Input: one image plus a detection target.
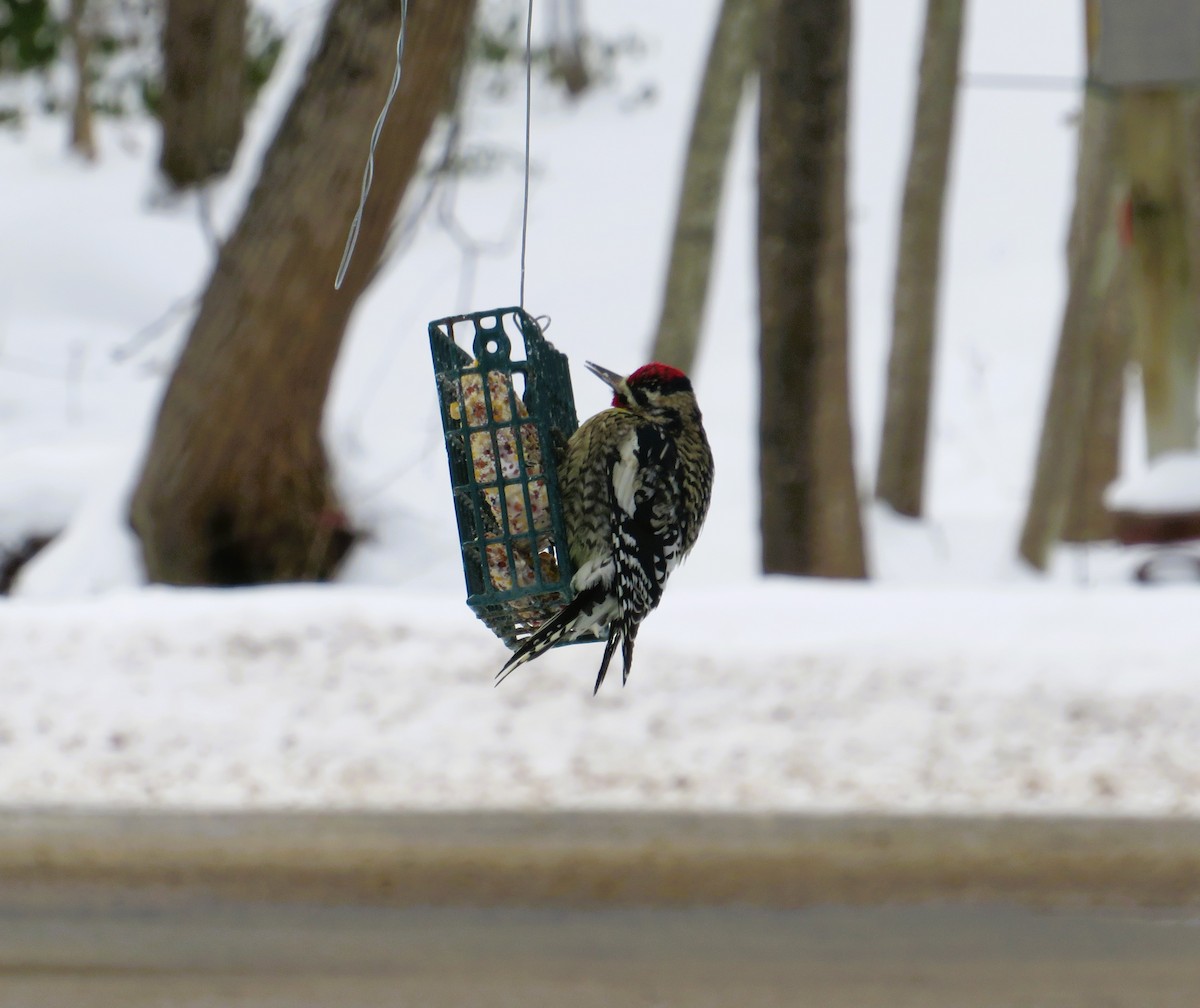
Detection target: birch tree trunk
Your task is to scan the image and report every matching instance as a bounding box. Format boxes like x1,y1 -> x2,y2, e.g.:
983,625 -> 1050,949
874,0 -> 965,517
158,0 -> 248,188
650,0 -> 758,372
758,0 -> 866,578
131,0 -> 477,585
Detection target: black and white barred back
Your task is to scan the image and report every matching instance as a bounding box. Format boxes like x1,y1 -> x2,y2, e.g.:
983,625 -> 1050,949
497,362 -> 713,693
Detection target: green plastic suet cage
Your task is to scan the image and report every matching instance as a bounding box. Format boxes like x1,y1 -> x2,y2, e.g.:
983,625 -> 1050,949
429,307 -> 599,650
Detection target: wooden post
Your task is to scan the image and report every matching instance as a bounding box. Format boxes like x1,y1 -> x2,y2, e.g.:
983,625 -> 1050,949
1118,90 -> 1200,456
1092,0 -> 1200,458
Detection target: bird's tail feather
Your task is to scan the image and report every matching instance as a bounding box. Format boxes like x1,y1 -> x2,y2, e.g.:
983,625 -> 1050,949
620,623 -> 638,686
495,584 -> 604,686
593,624 -> 622,694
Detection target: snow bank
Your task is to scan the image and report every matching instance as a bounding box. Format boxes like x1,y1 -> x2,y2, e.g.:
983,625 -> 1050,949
1,582 -> 1196,815
1106,452 -> 1200,514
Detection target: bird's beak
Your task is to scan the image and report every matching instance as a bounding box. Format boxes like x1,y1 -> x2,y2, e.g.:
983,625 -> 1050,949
585,361 -> 625,391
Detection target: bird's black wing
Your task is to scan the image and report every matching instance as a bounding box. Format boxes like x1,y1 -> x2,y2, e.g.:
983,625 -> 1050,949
608,421 -> 686,626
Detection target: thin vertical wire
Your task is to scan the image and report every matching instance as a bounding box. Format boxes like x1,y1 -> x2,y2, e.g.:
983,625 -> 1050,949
335,0 -> 409,290
518,0 -> 534,308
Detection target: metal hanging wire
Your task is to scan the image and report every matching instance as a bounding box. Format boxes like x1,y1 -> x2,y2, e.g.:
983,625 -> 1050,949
336,0 -> 538,305
335,0 -> 410,290
518,0 -> 535,308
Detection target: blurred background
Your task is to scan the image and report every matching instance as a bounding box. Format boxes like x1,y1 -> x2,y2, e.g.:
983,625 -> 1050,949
3,2 -> 1200,1004
0,0 -> 1196,815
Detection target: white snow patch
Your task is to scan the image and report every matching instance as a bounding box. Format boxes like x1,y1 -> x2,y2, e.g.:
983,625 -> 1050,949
1106,452 -> 1200,515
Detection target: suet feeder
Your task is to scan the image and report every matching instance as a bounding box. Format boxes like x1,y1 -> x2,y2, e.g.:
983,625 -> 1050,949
429,307 -> 598,649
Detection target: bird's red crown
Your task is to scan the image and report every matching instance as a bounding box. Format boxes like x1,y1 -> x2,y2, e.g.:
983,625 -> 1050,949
628,362 -> 689,386
612,362 -> 691,406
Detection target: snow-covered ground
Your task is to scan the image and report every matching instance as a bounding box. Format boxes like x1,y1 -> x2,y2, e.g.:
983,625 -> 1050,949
2,584 -> 1198,813
1,0 -> 1197,814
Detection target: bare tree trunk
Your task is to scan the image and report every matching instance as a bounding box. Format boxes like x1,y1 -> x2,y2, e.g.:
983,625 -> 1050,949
548,0 -> 591,97
158,0 -> 248,188
649,0 -> 758,372
1119,89 -> 1200,457
1058,0 -> 1128,545
1061,256 -> 1131,542
874,0 -> 965,518
66,0 -> 96,161
131,0 -> 477,586
758,0 -> 866,578
1018,93 -> 1121,569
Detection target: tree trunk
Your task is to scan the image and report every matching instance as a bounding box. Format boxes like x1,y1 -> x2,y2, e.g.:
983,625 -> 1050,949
874,0 -> 965,517
1061,254 -> 1130,543
649,0 -> 758,372
131,0 -> 477,586
158,0 -> 248,188
757,0 -> 866,578
548,0 -> 591,97
1018,93 -> 1121,569
1119,89 -> 1200,458
66,0 -> 96,161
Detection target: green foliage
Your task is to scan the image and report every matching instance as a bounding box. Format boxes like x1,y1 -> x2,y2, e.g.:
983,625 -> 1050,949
1,0 -> 283,129
0,0 -> 59,72
244,8 -> 283,101
473,0 -> 647,101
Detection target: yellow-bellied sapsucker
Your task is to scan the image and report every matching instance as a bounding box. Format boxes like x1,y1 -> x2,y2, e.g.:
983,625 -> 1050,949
497,361 -> 714,693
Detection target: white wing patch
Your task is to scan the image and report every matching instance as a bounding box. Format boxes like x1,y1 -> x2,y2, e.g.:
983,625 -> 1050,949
610,429 -> 641,519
